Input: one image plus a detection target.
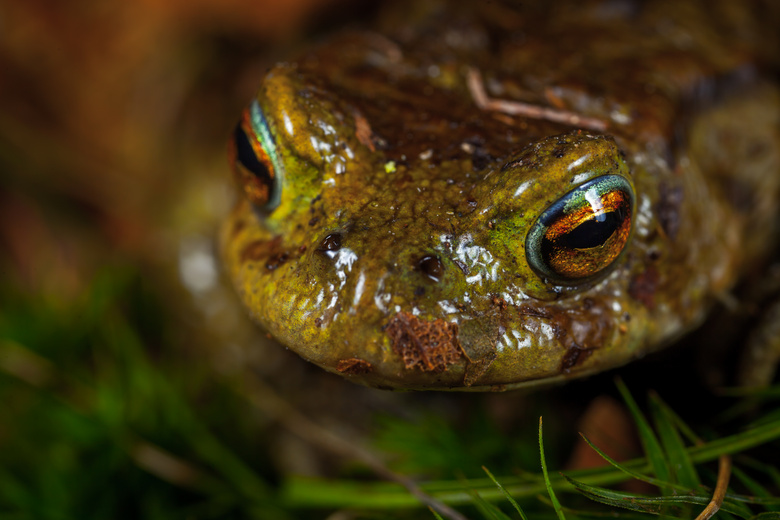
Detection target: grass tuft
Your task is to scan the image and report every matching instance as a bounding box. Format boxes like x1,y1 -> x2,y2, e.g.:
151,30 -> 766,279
1,265 -> 779,518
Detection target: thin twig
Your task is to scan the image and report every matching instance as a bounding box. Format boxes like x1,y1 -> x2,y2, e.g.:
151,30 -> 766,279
694,455 -> 731,520
237,376 -> 468,520
466,67 -> 609,132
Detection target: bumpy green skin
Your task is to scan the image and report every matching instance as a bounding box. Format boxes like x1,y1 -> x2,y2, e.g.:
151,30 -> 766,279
222,0 -> 780,390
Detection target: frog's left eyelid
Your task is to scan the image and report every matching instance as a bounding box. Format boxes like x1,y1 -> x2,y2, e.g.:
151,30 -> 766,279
248,99 -> 285,211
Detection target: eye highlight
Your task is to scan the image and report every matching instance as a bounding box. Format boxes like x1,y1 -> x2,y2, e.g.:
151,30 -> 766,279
526,175 -> 634,284
229,99 -> 283,211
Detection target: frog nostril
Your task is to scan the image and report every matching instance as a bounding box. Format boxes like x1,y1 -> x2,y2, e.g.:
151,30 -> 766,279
316,233 -> 342,255
417,254 -> 444,282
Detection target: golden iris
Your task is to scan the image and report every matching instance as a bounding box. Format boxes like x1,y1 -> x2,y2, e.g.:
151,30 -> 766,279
526,175 -> 634,284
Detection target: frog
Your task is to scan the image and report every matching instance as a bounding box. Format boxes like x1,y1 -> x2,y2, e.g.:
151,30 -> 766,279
221,0 -> 780,390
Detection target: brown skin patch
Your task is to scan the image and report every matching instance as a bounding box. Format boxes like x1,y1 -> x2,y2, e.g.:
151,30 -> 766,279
336,358 -> 373,374
240,240 -> 269,263
629,265 -> 660,309
491,295 -> 508,310
555,303 -> 611,348
561,344 -> 596,372
240,236 -> 284,264
265,251 -> 290,271
519,300 -> 614,372
385,312 -> 463,372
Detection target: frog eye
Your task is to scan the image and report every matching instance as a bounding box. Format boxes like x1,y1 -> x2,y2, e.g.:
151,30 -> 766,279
526,175 -> 634,284
229,99 -> 283,211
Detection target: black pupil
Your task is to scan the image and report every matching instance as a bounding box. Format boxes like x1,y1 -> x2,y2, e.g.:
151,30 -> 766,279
234,124 -> 272,183
555,208 -> 624,250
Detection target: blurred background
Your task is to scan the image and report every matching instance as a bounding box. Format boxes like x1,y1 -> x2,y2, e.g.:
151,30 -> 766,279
0,1 -> 778,519
0,0 -> 349,278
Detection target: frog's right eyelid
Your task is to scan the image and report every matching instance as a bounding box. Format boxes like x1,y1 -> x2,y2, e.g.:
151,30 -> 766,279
233,99 -> 285,212
250,99 -> 285,211
249,99 -> 284,193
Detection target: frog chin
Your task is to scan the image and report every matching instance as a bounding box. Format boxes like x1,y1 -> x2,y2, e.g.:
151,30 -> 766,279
317,294 -> 625,390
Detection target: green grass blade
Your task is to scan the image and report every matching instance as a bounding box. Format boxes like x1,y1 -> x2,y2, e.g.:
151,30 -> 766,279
649,393 -> 700,489
616,379 -> 673,488
563,475 -> 663,515
469,489 -> 514,520
653,393 -> 703,446
578,433 -> 685,491
741,457 -> 780,489
539,417 -> 566,520
565,476 -> 752,519
688,418 -> 780,462
717,384 -> 780,423
483,466 -> 529,520
732,466 -> 779,512
720,492 -> 780,507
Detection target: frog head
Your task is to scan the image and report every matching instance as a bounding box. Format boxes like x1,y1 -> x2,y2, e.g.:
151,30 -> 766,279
221,63 -> 685,390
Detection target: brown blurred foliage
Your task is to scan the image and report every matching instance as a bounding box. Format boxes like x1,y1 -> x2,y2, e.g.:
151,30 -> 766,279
0,0 -> 345,292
